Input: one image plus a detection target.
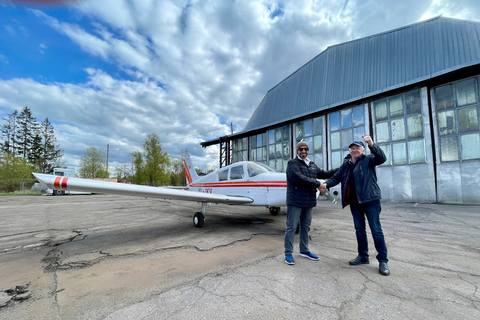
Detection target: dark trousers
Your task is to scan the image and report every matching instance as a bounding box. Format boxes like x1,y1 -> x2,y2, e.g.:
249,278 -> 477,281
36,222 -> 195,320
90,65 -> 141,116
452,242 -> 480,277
350,200 -> 388,262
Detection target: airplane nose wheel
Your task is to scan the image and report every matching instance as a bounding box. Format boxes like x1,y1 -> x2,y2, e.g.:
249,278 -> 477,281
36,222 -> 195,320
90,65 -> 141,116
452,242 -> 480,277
193,212 -> 205,228
269,206 -> 280,216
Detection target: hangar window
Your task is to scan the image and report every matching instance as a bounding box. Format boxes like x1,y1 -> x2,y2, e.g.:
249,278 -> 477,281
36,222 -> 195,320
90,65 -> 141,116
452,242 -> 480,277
268,124 -> 290,172
373,89 -> 425,166
434,77 -> 480,162
329,106 -> 365,168
232,137 -> 247,163
295,116 -> 325,168
249,133 -> 267,164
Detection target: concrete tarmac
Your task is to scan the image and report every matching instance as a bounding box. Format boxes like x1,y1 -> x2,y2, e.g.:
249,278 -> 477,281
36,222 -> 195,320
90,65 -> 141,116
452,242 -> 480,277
0,194 -> 479,320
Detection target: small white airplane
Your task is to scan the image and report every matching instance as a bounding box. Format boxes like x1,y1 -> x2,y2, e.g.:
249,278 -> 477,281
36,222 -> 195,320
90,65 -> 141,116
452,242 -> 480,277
32,155 -> 336,228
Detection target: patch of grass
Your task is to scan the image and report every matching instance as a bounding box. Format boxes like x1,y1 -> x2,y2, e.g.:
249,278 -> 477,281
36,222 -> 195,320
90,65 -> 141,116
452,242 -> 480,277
0,191 -> 44,196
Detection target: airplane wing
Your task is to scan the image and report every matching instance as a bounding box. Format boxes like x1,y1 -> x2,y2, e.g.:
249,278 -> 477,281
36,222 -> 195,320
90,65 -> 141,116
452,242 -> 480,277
32,173 -> 253,205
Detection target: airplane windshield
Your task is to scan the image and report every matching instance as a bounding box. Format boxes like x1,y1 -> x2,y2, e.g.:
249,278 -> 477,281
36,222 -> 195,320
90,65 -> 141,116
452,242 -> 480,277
247,162 -> 276,178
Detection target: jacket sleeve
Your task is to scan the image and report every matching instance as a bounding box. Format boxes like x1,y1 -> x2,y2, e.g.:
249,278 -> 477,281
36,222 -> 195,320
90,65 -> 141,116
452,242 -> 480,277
325,164 -> 345,189
316,166 -> 339,179
368,144 -> 387,166
287,159 -> 320,188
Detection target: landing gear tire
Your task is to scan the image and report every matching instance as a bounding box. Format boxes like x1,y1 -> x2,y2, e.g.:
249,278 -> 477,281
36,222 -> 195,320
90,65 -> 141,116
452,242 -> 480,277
193,212 -> 205,228
53,190 -> 59,196
269,207 -> 280,216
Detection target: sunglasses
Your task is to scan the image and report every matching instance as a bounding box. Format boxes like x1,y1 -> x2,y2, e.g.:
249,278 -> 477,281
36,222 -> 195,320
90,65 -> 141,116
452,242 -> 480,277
299,147 -> 309,151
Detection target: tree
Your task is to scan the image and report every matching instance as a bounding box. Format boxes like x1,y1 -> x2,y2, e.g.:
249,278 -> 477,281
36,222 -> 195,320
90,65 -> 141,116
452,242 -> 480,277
0,152 -> 35,192
143,133 -> 170,186
1,110 -> 19,154
131,150 -> 144,185
34,118 -> 63,173
130,134 -> 170,186
79,147 -> 108,178
15,106 -> 37,160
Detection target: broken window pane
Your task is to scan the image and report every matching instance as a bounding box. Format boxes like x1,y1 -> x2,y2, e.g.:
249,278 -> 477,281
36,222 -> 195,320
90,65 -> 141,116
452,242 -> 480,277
459,106 -> 479,133
374,99 -> 387,121
295,122 -> 304,139
389,95 -> 404,118
456,78 -> 477,106
461,133 -> 480,160
376,122 -> 390,143
407,115 -> 423,139
440,136 -> 459,161
408,139 -> 426,163
437,110 -> 456,135
391,119 -> 405,141
392,142 -> 407,165
435,85 -> 454,111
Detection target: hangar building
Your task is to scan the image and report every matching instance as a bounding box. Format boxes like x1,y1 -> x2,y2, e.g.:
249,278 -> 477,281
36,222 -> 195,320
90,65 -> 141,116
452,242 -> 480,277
202,16 -> 480,204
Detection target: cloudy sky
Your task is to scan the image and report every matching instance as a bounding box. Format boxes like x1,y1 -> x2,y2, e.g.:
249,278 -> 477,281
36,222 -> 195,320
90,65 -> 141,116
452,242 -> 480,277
1,0 -> 480,173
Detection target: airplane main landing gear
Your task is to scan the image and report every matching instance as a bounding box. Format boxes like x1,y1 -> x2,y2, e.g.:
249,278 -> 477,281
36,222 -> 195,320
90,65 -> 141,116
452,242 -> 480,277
193,212 -> 205,228
269,206 -> 280,216
193,202 -> 208,228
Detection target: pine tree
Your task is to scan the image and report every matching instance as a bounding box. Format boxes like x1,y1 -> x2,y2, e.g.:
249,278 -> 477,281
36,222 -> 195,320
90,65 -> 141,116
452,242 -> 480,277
1,110 -> 19,154
36,117 -> 63,173
15,106 -> 37,160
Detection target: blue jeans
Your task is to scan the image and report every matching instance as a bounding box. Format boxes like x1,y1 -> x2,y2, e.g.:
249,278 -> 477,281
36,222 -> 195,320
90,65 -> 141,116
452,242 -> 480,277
350,200 -> 388,262
284,205 -> 313,255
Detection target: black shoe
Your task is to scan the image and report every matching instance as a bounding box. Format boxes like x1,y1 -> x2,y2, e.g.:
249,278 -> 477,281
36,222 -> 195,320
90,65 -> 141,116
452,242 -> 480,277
379,262 -> 390,276
349,256 -> 370,265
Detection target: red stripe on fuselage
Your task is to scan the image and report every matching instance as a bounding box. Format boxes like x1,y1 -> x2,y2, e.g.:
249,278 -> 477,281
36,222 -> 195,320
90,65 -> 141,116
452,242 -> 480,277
54,176 -> 62,189
61,177 -> 68,189
189,181 -> 287,188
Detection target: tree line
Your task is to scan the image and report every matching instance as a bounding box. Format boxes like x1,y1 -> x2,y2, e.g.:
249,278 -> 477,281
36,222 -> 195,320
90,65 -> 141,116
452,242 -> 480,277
80,133 -> 187,187
0,106 -> 190,192
1,106 -> 63,192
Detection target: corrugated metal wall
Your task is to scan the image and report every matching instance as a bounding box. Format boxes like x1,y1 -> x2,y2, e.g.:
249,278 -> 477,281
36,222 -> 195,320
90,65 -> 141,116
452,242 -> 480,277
242,17 -> 480,134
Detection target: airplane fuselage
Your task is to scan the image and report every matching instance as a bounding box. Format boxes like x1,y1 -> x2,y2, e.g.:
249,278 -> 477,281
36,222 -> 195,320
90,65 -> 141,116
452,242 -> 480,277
185,160 -> 287,207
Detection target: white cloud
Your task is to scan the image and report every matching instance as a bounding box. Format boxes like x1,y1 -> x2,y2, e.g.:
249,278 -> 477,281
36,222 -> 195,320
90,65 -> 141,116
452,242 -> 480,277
2,0 -> 480,172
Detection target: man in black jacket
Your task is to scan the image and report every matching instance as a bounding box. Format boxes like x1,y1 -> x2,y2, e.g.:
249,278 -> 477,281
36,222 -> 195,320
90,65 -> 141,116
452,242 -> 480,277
320,135 -> 390,276
284,141 -> 338,265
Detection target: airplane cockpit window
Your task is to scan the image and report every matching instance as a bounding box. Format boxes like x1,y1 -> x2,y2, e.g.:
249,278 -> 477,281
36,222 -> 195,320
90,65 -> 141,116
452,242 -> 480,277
247,162 -> 276,178
218,169 -> 228,181
229,165 -> 245,180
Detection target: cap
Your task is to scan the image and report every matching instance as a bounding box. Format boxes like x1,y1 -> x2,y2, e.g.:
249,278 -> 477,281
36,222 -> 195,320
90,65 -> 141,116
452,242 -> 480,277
349,140 -> 365,148
296,140 -> 309,153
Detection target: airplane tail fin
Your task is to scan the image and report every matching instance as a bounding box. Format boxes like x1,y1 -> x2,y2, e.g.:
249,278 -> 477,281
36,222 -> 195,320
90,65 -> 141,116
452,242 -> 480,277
183,154 -> 200,185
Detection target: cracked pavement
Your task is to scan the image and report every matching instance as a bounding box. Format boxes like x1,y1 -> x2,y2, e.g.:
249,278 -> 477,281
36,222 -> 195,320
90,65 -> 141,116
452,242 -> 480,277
0,194 -> 479,319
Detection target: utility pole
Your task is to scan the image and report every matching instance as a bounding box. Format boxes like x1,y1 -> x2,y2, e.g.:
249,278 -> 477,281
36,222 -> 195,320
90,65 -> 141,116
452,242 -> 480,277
106,144 -> 109,176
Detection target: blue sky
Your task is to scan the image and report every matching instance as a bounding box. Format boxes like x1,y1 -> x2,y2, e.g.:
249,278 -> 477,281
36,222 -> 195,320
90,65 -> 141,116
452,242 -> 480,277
1,0 -> 480,173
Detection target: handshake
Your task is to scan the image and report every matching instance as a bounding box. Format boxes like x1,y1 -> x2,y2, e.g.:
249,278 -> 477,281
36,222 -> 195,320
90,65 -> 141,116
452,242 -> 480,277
318,183 -> 327,193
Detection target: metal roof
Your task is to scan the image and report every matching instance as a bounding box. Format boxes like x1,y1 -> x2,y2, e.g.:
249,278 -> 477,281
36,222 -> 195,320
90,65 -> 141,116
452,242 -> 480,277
204,16 -> 480,145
